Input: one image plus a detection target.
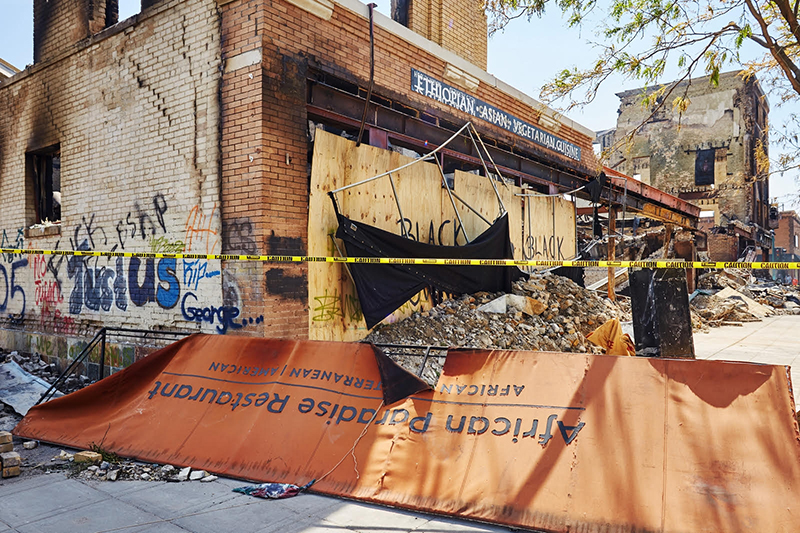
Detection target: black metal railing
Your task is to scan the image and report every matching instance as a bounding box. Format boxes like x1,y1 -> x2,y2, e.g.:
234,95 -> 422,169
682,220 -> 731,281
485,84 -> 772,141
372,343 -> 448,377
35,334 -> 449,405
37,327 -> 192,405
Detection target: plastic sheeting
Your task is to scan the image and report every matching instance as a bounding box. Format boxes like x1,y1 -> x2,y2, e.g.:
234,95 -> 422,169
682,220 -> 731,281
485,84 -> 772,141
335,210 -> 524,328
15,335 -> 800,532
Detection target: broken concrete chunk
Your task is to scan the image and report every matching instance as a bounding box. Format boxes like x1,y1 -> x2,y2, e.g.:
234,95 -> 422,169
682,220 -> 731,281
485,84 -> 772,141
23,441 -> 38,450
140,473 -> 151,481
200,475 -> 218,482
189,470 -> 207,481
87,465 -> 99,473
108,469 -> 119,481
173,466 -> 191,482
74,451 -> 103,464
477,294 -> 548,317
1,451 -> 21,467
161,464 -> 175,474
477,295 -> 508,314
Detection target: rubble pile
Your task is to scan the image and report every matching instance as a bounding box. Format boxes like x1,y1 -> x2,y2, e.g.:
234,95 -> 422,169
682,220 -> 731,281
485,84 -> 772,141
67,456 -> 219,483
366,273 -> 631,382
691,269 -> 800,330
2,350 -> 88,394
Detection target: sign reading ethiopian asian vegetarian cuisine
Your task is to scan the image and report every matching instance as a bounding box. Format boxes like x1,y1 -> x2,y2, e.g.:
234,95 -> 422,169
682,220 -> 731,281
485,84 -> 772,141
411,68 -> 582,162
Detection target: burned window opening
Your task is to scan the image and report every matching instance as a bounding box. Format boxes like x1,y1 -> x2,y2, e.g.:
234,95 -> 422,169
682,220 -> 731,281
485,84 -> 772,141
391,0 -> 409,27
695,149 -> 715,186
27,146 -> 62,225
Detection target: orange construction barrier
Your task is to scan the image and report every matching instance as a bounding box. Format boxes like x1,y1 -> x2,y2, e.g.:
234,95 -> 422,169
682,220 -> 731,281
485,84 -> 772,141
15,335 -> 800,532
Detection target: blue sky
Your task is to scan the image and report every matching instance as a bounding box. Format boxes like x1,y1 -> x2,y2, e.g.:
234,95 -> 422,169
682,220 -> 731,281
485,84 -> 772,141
1,0 -> 796,205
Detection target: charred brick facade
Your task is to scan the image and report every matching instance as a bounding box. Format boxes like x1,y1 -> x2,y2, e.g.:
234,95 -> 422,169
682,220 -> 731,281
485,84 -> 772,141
0,0 -> 598,363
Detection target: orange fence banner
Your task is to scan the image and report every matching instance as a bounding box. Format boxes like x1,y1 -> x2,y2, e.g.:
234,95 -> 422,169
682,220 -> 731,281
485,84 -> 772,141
15,335 -> 800,532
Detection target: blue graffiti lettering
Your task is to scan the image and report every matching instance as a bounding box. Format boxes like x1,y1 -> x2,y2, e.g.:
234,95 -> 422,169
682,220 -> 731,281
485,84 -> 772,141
181,291 -> 245,335
0,258 -> 28,318
182,259 -> 221,291
156,258 -> 180,309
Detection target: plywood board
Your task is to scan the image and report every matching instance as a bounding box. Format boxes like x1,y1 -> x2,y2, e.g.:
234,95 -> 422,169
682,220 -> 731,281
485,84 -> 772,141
443,171 -> 523,257
308,130 -> 441,341
309,131 -> 531,340
522,195 -> 577,266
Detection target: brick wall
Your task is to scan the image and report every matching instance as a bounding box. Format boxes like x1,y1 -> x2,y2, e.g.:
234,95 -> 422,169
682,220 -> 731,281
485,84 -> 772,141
217,0 -> 597,340
0,0 -> 599,353
407,0 -> 487,70
34,0 -> 119,64
775,211 -> 800,256
707,234 -> 739,261
0,0 -> 224,362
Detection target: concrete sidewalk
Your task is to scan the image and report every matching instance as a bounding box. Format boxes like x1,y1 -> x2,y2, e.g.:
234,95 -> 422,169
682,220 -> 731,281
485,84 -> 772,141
694,314 -> 800,404
0,473 -> 512,533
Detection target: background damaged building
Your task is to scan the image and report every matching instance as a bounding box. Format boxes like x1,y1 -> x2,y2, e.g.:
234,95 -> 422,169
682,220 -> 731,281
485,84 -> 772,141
0,0 -> 698,376
605,71 -> 772,261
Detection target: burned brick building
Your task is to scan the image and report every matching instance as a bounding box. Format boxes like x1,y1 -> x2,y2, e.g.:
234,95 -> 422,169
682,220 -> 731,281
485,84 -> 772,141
0,0 -> 698,370
607,71 -> 771,260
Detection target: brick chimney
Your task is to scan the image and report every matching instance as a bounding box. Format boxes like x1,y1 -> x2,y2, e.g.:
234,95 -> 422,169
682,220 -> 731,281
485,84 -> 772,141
34,0 -> 119,64
393,0 -> 488,70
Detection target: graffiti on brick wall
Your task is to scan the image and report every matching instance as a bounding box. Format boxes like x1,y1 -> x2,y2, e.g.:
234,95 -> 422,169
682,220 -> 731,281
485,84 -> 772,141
181,269 -> 262,334
0,258 -> 28,320
184,203 -> 220,254
115,194 -> 169,250
0,192 -> 235,336
1,228 -> 24,263
222,217 -> 257,255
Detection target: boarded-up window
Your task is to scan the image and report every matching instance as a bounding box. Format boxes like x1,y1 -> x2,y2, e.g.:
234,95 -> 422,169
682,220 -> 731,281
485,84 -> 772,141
695,149 -> 714,186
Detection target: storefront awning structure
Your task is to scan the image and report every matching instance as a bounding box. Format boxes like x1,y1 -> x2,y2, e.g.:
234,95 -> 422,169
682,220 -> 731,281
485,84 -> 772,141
308,78 -> 700,230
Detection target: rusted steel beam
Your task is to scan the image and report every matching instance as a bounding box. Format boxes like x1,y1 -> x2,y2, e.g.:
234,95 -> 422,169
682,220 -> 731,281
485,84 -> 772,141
307,85 -> 698,229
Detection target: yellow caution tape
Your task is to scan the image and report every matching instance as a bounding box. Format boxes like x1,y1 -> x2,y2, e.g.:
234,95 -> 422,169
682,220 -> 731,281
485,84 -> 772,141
1,248 -> 797,270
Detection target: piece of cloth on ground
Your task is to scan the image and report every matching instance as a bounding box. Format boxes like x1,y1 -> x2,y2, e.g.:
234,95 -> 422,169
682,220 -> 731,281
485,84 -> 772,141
587,318 -> 636,356
233,479 -> 315,499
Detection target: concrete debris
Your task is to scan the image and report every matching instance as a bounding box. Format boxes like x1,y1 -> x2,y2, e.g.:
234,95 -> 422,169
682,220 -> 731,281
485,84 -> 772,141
173,466 -> 192,482
366,273 -> 631,384
22,440 -> 38,450
691,269 -> 800,331
0,361 -> 63,416
189,470 -> 207,481
201,475 -> 218,482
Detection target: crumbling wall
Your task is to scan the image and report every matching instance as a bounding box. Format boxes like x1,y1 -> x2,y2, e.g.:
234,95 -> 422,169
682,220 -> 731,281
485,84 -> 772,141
34,0 -> 120,64
707,234 -> 739,261
611,72 -> 765,226
0,0 -> 223,361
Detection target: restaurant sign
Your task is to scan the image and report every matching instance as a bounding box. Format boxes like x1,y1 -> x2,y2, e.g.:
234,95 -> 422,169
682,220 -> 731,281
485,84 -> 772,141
411,68 -> 581,161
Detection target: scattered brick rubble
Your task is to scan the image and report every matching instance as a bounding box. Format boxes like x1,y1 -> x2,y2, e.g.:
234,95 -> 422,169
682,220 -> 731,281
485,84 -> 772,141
3,350 -> 89,394
691,269 -> 800,331
366,273 -> 632,382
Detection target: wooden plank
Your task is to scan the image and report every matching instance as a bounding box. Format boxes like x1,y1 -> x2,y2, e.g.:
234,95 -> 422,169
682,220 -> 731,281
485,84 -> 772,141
446,171 -> 523,256
522,195 -> 577,266
308,130 -> 439,341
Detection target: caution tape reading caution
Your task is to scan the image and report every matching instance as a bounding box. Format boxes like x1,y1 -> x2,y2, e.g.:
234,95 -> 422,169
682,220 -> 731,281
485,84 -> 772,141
1,248 -> 796,270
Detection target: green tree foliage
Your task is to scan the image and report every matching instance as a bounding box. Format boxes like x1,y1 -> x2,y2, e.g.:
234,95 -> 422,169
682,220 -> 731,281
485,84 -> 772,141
485,0 -> 800,174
